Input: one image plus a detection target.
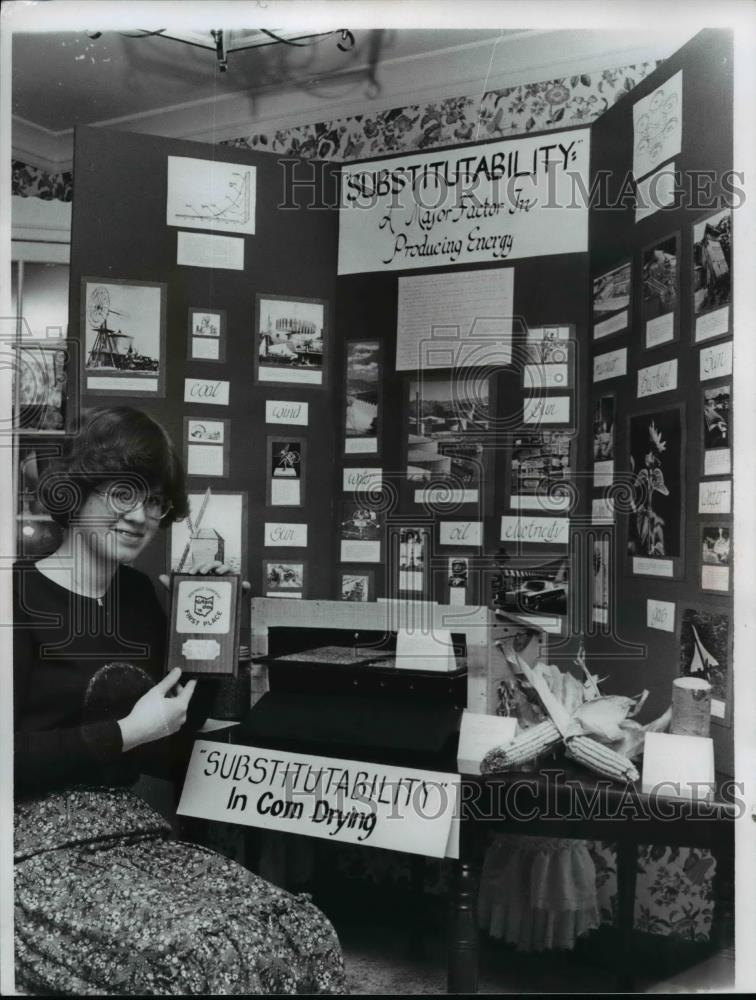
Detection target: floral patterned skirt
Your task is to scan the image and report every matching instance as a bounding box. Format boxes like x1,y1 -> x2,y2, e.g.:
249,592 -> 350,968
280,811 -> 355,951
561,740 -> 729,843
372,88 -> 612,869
14,786 -> 347,995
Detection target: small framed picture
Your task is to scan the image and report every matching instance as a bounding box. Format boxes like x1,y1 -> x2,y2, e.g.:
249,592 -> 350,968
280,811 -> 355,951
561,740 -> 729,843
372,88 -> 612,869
183,417 -> 230,479
641,232 -> 679,350
338,569 -> 375,603
626,404 -> 685,580
266,436 -> 306,507
392,525 -> 431,596
188,307 -> 226,363
692,208 -> 731,343
678,605 -> 732,726
523,336 -> 574,392
447,556 -> 469,606
255,293 -> 328,387
170,490 -> 248,577
263,560 -> 306,599
508,429 -> 574,513
82,277 -> 166,396
339,501 -> 383,563
592,394 -> 615,488
701,382 -> 731,477
592,260 -> 631,341
700,524 -> 731,593
344,339 -> 381,455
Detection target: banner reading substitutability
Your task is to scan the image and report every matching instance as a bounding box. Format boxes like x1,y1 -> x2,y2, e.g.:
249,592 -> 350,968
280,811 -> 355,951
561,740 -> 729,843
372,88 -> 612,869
338,129 -> 590,275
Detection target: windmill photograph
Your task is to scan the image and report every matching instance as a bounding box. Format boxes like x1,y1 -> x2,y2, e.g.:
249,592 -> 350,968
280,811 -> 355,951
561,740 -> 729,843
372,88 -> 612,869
82,278 -> 165,395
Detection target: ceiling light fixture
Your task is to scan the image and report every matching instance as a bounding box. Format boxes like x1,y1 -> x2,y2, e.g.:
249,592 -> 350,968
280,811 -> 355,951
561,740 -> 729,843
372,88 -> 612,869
85,28 -> 356,73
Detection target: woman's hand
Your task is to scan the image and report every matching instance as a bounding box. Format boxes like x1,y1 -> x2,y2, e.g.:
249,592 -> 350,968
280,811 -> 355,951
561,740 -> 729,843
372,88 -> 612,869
118,667 -> 197,753
159,563 -> 251,591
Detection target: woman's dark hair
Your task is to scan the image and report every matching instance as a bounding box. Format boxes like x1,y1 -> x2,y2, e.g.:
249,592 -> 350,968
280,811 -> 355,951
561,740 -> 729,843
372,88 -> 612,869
39,406 -> 189,528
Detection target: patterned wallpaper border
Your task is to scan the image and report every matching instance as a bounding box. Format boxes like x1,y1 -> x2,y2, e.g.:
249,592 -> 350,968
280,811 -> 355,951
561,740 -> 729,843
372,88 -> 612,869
12,59 -> 660,201
222,61 -> 660,161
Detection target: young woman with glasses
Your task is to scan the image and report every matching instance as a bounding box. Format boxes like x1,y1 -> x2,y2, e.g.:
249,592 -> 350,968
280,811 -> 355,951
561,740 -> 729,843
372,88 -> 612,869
13,406 -> 346,996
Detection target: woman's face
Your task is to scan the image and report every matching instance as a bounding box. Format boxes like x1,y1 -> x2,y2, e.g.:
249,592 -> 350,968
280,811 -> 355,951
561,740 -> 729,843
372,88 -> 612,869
74,481 -> 162,565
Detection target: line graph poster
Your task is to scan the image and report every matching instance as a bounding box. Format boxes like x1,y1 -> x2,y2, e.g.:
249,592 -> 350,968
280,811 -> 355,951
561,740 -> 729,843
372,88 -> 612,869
167,156 -> 256,235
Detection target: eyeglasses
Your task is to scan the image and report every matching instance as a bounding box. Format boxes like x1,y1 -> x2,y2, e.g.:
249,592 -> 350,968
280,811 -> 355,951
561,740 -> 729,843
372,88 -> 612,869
94,484 -> 174,521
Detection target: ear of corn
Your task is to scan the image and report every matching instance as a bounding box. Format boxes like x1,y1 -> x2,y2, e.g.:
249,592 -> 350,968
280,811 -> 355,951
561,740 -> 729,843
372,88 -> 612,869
565,735 -> 639,782
481,719 -> 561,773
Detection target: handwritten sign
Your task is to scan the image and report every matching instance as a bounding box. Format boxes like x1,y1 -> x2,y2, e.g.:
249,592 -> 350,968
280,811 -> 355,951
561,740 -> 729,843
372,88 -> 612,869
700,342 -> 732,382
178,742 -> 459,859
264,523 -> 308,547
343,468 -> 383,493
593,347 -> 627,383
184,378 -> 230,406
439,522 -> 483,546
265,401 -> 309,426
523,396 -> 570,424
647,599 -> 675,633
637,359 -> 678,398
500,515 -> 569,545
338,129 -> 590,274
699,480 -> 731,515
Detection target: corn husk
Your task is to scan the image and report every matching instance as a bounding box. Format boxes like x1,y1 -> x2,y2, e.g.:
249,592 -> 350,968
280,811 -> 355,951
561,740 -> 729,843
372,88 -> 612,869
571,691 -> 649,742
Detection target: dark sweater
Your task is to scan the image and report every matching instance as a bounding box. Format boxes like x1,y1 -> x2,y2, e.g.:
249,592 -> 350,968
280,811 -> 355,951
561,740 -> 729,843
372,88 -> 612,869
13,559 -> 213,795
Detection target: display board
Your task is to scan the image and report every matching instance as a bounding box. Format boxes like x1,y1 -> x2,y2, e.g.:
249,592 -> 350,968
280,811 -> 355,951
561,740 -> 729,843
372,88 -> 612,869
586,29 -> 734,773
335,127 -> 590,645
69,126 -> 340,602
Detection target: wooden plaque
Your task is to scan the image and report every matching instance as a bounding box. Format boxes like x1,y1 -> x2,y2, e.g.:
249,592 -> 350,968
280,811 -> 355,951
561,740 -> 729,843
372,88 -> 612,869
166,572 -> 242,676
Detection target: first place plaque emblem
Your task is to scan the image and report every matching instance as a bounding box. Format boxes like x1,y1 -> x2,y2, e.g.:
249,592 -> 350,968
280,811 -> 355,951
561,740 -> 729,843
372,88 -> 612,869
167,572 -> 242,676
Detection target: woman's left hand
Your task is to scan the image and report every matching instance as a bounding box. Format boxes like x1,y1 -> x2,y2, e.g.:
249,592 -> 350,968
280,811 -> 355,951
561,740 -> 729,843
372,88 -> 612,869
159,563 -> 251,591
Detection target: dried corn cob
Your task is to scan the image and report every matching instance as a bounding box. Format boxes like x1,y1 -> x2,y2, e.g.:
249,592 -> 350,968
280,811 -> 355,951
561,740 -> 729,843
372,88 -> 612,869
565,735 -> 639,782
481,719 -> 561,774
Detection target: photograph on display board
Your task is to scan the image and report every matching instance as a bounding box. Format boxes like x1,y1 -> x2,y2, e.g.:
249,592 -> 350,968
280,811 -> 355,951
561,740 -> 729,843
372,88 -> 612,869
397,527 -> 430,594
345,340 -> 380,454
509,430 -> 572,509
256,294 -> 327,386
339,501 -> 383,563
592,261 -> 630,338
170,491 -> 246,575
188,307 -> 225,363
447,557 -> 469,604
702,384 -> 730,451
264,561 -> 305,598
406,376 -> 490,495
82,278 -> 165,395
641,234 -> 679,347
15,341 -> 69,432
693,208 -> 731,317
523,337 -> 573,392
267,437 -> 305,507
592,396 -> 615,462
679,607 -> 731,725
492,556 -> 569,616
184,418 -> 229,479
701,524 -> 731,593
627,407 -> 683,562
338,570 -> 374,603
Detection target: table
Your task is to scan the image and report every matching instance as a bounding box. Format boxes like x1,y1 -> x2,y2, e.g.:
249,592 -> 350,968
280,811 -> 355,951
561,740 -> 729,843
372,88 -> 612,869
448,766 -> 737,993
